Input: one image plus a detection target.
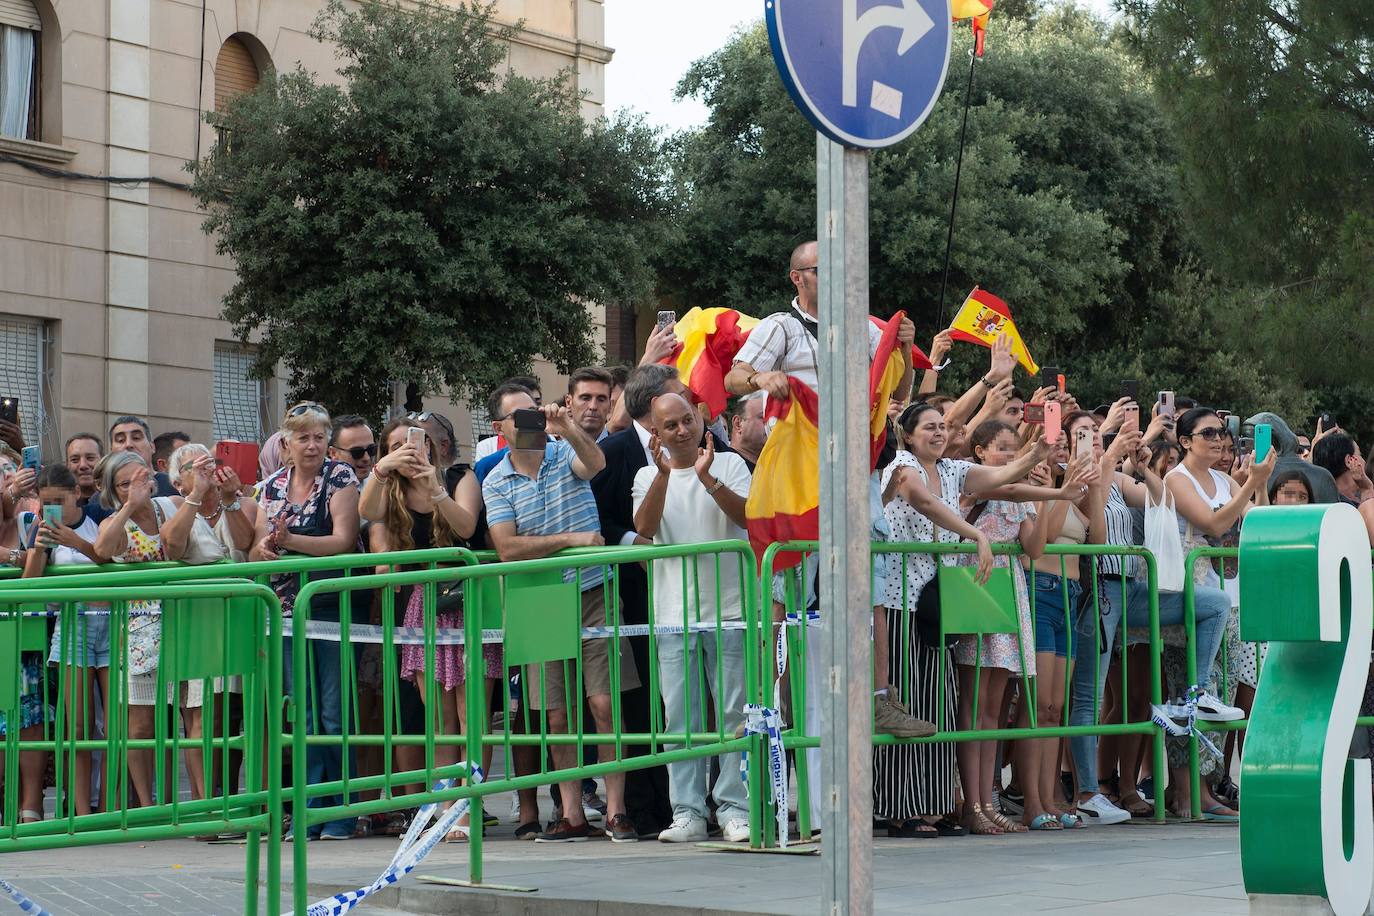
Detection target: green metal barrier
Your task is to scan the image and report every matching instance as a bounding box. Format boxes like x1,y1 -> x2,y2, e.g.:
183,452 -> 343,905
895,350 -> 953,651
0,579 -> 282,916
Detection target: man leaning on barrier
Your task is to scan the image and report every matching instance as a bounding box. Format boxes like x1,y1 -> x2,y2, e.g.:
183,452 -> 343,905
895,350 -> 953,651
481,389 -> 644,843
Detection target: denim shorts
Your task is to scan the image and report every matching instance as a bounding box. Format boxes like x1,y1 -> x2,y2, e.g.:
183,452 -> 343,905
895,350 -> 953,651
48,610 -> 111,668
1033,574 -> 1081,659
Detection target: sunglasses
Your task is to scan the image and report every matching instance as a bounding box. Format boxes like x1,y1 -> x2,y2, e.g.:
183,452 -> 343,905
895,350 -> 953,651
1187,427 -> 1226,441
407,411 -> 455,439
340,444 -> 378,461
288,402 -> 328,418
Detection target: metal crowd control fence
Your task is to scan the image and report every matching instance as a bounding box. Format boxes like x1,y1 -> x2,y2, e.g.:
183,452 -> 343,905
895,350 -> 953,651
758,541 -> 1168,844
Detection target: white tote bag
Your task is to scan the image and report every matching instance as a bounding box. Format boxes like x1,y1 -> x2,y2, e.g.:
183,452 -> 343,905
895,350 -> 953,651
1138,486 -> 1186,593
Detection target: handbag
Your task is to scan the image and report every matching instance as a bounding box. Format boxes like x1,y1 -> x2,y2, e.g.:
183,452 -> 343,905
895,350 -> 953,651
1137,485 -> 1186,593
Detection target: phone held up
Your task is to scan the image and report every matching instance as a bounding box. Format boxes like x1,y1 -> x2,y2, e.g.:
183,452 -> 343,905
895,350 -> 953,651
1120,379 -> 1139,402
1075,425 -> 1093,463
1158,390 -> 1175,419
657,310 -> 676,332
0,397 -> 16,425
406,426 -> 427,451
1254,423 -> 1273,464
511,408 -> 547,452
21,446 -> 39,471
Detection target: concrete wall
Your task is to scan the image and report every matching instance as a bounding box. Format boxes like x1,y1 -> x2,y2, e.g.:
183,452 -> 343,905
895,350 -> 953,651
0,0 -> 612,461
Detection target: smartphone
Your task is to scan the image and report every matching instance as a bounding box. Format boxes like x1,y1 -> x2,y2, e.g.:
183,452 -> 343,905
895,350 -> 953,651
0,398 -> 16,425
1120,380 -> 1139,401
511,408 -> 547,451
20,446 -> 39,471
1123,403 -> 1140,434
1043,400 -> 1062,446
1040,366 -> 1062,391
215,440 -> 259,486
1226,415 -> 1240,437
1254,423 -> 1272,463
1024,403 -> 1045,425
1159,390 -> 1175,419
1320,412 -> 1335,430
1075,426 -> 1093,463
1056,374 -> 1067,396
41,503 -> 62,526
16,510 -> 35,550
1238,437 -> 1255,462
657,310 -> 676,331
406,426 -> 427,450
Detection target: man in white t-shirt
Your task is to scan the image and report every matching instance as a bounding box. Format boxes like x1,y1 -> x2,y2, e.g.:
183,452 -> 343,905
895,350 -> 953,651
631,393 -> 752,844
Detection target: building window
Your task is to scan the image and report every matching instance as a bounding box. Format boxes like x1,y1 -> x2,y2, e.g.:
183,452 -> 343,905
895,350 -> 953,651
0,315 -> 50,449
0,1 -> 41,141
214,36 -> 260,110
213,343 -> 266,443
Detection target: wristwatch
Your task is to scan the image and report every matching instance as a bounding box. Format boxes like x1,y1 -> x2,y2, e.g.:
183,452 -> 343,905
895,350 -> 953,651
706,478 -> 726,495
225,499 -> 242,512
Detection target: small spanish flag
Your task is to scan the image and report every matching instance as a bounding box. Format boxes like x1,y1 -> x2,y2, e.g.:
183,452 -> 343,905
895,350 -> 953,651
951,0 -> 994,56
661,307 -> 762,420
746,378 -> 819,574
949,287 -> 1039,376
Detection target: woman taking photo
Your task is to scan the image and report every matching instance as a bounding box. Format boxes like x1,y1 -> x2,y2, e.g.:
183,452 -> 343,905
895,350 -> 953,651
252,402 -> 361,841
26,464 -> 107,817
954,420 -> 1094,835
875,402 -> 1048,838
1162,407 -> 1274,819
361,419 -> 487,840
93,450 -> 202,808
164,444 -> 256,564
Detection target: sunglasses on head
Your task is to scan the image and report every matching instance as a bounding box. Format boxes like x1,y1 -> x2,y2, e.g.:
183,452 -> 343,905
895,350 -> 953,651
341,444 -> 378,461
288,402 -> 328,418
407,411 -> 454,436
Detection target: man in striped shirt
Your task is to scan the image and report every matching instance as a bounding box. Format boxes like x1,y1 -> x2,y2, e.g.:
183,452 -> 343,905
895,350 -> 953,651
482,389 -> 643,843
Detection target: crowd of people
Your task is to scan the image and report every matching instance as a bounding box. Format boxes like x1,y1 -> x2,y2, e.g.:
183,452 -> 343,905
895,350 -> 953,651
0,238 -> 1369,847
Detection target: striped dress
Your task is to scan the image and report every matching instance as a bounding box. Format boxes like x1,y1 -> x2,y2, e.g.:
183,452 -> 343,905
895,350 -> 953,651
874,453 -> 968,819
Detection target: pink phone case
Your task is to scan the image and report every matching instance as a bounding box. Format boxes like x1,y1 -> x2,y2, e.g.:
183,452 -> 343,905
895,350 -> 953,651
1044,400 -> 1062,445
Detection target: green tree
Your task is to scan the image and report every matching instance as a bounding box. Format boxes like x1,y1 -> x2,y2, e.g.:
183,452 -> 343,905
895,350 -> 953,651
190,0 -> 671,417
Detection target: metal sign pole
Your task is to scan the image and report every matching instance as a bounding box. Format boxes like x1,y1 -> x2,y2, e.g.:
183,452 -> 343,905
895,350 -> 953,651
817,134 -> 873,916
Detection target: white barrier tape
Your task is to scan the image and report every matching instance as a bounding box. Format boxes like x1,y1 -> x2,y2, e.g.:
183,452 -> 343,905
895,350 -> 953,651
280,616 -> 819,646
0,879 -> 49,915
1149,685 -> 1223,760
307,765 -> 484,916
740,703 -> 788,849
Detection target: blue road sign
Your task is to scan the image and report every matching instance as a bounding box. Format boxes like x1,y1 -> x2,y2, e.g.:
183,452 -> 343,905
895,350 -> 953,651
766,0 -> 953,149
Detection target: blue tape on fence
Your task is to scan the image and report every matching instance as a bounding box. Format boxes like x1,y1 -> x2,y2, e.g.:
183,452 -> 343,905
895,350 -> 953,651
307,766 -> 484,916
741,704 -> 788,848
0,879 -> 49,915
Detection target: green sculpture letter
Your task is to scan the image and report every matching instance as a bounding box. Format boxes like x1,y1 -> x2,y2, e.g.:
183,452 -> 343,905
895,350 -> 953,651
1238,503 -> 1373,916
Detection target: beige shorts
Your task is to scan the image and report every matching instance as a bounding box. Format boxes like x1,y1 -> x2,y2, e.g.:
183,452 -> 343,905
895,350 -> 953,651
524,588 -> 641,711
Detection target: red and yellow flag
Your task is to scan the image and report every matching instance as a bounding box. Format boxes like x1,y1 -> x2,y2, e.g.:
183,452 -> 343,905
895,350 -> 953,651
868,311 -> 930,469
951,0 -> 994,56
949,287 -> 1039,376
746,378 -> 819,574
661,307 -> 762,420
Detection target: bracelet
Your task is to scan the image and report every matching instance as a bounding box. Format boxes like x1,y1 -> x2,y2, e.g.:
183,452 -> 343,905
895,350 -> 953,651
7,548 -> 19,566
433,489 -> 451,502
372,467 -> 390,480
979,376 -> 993,388
185,498 -> 203,508
225,499 -> 242,512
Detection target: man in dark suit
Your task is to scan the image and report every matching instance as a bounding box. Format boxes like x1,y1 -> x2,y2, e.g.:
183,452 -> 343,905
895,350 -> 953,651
591,364 -> 731,835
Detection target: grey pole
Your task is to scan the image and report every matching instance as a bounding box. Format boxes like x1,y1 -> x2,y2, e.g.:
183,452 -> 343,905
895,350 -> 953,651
817,134 -> 873,916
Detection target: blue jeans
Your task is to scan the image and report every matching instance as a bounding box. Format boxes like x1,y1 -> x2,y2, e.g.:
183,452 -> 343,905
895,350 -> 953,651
284,604 -> 356,836
1068,579 -> 1230,796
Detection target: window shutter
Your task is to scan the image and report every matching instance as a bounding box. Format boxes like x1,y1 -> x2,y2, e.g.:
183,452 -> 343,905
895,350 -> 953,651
214,37 -> 258,110
0,0 -> 39,31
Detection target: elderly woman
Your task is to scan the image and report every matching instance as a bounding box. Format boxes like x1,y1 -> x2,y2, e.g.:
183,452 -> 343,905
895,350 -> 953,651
163,443 -> 256,563
92,450 -> 203,808
251,402 -> 361,841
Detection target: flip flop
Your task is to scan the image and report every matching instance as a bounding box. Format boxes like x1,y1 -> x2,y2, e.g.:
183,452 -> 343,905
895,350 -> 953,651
1027,814 -> 1062,831
1059,812 -> 1086,830
1201,805 -> 1238,823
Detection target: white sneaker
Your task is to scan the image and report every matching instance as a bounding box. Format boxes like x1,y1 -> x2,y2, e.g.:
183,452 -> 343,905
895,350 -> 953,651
657,813 -> 708,843
721,817 -> 750,843
1193,691 -> 1244,722
508,793 -> 520,823
1077,793 -> 1130,826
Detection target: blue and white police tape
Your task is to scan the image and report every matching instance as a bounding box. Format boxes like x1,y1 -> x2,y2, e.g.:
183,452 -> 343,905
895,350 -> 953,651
1149,685 -> 1223,760
307,765 -> 484,916
0,879 -> 49,915
281,616 -> 820,647
740,703 -> 788,848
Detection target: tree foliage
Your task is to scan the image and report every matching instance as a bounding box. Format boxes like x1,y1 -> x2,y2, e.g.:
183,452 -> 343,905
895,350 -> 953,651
191,0 -> 671,417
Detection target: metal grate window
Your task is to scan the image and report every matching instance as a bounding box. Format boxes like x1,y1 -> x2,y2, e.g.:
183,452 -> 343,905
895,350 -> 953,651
467,401 -> 491,454
0,315 -> 48,448
213,343 -> 264,442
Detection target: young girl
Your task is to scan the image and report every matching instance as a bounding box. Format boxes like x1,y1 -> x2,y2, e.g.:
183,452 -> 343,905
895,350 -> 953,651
953,421 -> 1092,835
25,465 -> 107,817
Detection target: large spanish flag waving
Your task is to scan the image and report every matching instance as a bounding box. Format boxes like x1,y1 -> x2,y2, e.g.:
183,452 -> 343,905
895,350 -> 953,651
949,287 -> 1039,376
662,307 -> 761,420
747,313 -> 926,572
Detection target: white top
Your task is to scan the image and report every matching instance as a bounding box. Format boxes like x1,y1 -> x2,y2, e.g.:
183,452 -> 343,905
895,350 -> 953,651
51,516 -> 101,567
474,436 -> 501,461
1167,463 -> 1233,591
631,452 -> 752,627
733,299 -> 883,391
878,452 -> 972,607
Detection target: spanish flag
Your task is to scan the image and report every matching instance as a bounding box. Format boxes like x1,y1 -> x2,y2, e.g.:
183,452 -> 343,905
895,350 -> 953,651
746,378 -> 819,574
661,307 -> 762,420
949,287 -> 1039,376
869,311 -> 928,468
951,0 -> 994,56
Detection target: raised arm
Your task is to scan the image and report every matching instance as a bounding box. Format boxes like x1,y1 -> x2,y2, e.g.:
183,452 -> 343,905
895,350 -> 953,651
546,405 -> 606,480
1167,450 -> 1275,538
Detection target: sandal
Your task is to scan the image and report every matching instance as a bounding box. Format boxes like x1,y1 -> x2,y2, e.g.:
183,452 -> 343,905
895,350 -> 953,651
382,809 -> 413,837
1117,791 -> 1153,818
19,810 -> 40,825
886,819 -> 938,839
985,806 -> 1027,834
1026,813 -> 1063,831
514,821 -> 541,841
964,804 -> 1002,836
445,824 -> 470,843
1058,812 -> 1086,829
1201,804 -> 1238,823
